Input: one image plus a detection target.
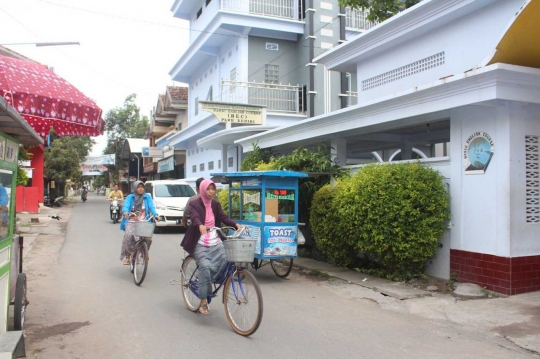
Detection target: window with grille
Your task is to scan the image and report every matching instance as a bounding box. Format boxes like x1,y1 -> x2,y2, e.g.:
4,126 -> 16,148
195,97 -> 199,116
200,163 -> 205,171
192,165 -> 197,173
208,161 -> 214,170
228,157 -> 234,167
362,52 -> 445,91
218,160 -> 221,169
265,64 -> 279,84
526,135 -> 540,223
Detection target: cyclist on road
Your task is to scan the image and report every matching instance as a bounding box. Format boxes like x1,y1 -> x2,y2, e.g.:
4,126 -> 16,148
108,184 -> 124,201
181,179 -> 242,315
181,177 -> 204,227
120,181 -> 159,265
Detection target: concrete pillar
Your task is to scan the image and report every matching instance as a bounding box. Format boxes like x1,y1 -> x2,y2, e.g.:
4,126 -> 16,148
401,142 -> 414,160
221,144 -> 228,173
330,138 -> 347,166
28,145 -> 45,203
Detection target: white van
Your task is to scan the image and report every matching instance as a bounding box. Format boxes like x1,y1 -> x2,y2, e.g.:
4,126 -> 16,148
144,180 -> 196,230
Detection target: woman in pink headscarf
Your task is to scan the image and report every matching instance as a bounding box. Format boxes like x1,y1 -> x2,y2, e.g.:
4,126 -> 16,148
181,179 -> 242,314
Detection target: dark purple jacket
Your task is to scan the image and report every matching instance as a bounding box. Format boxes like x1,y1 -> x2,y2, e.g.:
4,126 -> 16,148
181,197 -> 237,255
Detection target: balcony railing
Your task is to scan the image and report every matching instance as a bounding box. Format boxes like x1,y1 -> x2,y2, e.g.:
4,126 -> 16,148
346,91 -> 358,107
345,7 -> 376,30
221,0 -> 302,21
221,80 -> 305,114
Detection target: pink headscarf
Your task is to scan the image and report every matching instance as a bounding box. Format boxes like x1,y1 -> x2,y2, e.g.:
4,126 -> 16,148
199,179 -> 215,228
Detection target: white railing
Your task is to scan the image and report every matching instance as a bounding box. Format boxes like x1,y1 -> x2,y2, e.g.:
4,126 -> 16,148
221,0 -> 302,20
345,7 -> 376,30
346,91 -> 358,107
221,79 -> 305,114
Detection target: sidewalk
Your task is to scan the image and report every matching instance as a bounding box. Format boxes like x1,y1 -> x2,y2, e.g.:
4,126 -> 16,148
15,200 -> 540,355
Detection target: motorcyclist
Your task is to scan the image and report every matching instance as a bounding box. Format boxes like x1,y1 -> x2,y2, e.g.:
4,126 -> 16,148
81,185 -> 88,201
108,184 -> 124,201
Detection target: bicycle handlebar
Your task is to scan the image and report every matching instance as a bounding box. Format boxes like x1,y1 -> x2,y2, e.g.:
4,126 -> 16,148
206,226 -> 249,239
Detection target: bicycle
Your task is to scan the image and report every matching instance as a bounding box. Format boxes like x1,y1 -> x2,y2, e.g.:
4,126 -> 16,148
126,212 -> 156,286
179,226 -> 263,336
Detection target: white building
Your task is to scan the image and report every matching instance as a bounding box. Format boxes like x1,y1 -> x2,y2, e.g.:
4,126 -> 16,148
236,0 -> 540,295
165,0 -> 377,184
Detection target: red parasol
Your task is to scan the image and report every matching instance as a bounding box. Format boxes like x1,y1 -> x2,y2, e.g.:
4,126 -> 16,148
0,54 -> 105,138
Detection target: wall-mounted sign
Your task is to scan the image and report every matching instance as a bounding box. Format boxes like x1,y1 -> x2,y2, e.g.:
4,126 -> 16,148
464,132 -> 494,175
158,156 -> 174,173
200,101 -> 264,125
142,147 -> 163,158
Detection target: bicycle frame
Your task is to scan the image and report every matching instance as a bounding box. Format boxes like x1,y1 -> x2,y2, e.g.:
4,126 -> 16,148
181,257 -> 247,304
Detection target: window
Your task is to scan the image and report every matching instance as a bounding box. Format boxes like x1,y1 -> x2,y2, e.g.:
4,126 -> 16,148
196,149 -> 199,153
208,161 -> 214,170
200,163 -> 205,171
155,184 -> 195,198
210,68 -> 213,74
215,64 -> 217,69
264,64 -> 279,84
205,72 -> 207,79
192,165 -> 197,172
230,68 -> 236,92
266,42 -> 279,51
195,97 -> 199,115
196,7 -> 203,19
228,157 -> 234,167
228,51 -> 232,58
207,86 -> 213,101
236,45 -> 238,51
221,57 -> 225,64
218,160 -> 221,169
206,0 -> 211,5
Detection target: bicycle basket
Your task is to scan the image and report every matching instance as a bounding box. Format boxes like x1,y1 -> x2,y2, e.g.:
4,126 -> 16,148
133,221 -> 155,237
223,238 -> 257,262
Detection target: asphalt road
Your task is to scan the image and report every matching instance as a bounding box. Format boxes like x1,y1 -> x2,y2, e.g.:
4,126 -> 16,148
23,194 -> 536,359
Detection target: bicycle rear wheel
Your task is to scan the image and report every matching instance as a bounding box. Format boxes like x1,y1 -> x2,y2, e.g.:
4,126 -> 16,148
133,241 -> 148,286
181,256 -> 200,312
271,258 -> 294,278
223,269 -> 263,336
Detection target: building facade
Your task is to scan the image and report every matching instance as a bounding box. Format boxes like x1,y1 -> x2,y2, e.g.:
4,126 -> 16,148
166,0 -> 378,185
237,0 -> 540,295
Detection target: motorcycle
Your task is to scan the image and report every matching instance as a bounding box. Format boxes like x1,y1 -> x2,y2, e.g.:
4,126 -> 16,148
81,188 -> 88,202
110,199 -> 122,224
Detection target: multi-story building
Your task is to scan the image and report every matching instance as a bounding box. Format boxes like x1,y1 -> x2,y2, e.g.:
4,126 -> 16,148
166,0 -> 377,182
146,86 -> 188,180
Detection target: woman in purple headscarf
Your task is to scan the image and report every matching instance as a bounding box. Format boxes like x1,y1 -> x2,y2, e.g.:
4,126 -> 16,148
181,179 -> 242,314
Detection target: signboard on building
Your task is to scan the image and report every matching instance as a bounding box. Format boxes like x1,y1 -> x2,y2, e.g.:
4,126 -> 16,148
200,101 -> 264,125
158,156 -> 174,173
142,147 -> 164,158
464,132 -> 495,175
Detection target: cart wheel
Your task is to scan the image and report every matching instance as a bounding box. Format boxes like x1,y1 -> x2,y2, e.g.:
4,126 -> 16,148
14,273 -> 27,331
270,258 -> 293,278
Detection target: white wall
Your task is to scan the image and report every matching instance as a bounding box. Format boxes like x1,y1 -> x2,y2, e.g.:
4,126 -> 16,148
189,0 -> 220,44
355,0 -> 523,104
450,105 -> 512,257
508,103 -> 540,257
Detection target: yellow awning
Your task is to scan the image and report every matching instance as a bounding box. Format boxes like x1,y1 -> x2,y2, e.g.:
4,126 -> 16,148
487,0 -> 540,68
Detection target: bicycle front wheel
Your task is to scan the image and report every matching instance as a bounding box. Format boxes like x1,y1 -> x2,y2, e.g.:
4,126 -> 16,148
133,241 -> 148,286
181,256 -> 200,312
223,269 -> 263,336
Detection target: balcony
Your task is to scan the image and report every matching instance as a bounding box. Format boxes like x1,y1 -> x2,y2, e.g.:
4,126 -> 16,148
346,91 -> 358,107
221,80 -> 305,114
345,7 -> 376,31
221,0 -> 302,21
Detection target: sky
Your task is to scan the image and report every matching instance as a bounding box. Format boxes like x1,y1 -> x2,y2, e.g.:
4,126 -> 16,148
0,0 -> 190,156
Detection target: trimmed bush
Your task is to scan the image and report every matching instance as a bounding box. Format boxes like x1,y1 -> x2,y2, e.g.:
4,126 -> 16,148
311,162 -> 450,280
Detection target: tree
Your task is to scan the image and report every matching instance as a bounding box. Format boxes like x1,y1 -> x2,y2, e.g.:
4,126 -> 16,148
241,142 -> 276,171
44,131 -> 94,195
339,0 -> 421,23
103,94 -> 149,184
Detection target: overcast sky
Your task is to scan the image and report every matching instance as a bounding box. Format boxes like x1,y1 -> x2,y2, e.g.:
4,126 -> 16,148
0,0 -> 189,155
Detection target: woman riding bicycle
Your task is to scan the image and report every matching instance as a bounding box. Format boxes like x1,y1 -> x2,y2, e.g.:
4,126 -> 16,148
120,181 -> 159,265
181,179 -> 242,314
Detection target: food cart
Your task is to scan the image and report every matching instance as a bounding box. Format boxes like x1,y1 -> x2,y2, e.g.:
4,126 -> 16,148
211,171 -> 307,278
0,97 -> 44,356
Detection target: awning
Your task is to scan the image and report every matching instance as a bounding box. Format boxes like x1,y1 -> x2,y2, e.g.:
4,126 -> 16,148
121,138 -> 149,160
196,125 -> 278,149
0,96 -> 43,146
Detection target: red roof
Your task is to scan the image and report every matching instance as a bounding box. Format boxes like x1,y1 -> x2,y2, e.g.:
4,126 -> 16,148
168,86 -> 188,101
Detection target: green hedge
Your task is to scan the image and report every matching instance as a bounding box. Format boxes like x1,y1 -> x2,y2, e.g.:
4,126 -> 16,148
310,162 -> 450,280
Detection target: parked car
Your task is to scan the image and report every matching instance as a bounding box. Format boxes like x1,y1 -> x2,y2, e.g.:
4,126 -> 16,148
144,180 -> 195,232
